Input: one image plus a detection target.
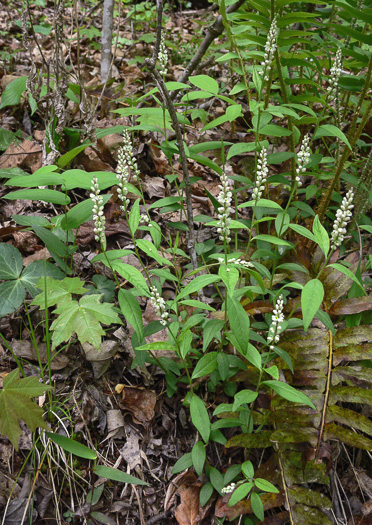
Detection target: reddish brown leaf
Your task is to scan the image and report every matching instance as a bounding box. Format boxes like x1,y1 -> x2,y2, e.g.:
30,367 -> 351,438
119,386 -> 156,426
330,297 -> 372,316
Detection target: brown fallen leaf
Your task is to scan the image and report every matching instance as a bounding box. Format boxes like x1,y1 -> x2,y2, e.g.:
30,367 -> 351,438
0,139 -> 42,172
330,296 -> 372,316
174,472 -> 201,525
10,340 -> 69,371
118,385 -> 156,426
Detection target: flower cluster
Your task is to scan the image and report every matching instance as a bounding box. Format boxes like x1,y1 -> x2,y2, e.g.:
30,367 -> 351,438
149,286 -> 169,326
116,131 -> 140,210
267,295 -> 284,351
122,129 -> 140,182
260,17 -> 278,81
330,189 -> 354,250
296,134 -> 311,186
218,257 -> 254,269
252,147 -> 269,201
139,214 -> 150,225
90,175 -> 106,245
158,33 -> 168,76
216,170 -> 233,243
222,483 -> 236,494
327,48 -> 342,102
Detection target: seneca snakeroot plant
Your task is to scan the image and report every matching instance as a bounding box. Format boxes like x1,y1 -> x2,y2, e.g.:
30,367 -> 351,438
122,129 -> 140,182
296,134 -> 311,187
149,286 -> 170,326
267,295 -> 284,351
90,174 -> 106,246
252,147 -> 269,201
216,170 -> 233,243
260,17 -> 277,81
116,146 -> 130,210
158,33 -> 168,76
330,189 -> 354,250
327,48 -> 342,102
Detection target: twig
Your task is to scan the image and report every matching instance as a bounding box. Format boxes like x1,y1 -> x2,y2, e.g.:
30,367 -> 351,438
144,0 -> 198,271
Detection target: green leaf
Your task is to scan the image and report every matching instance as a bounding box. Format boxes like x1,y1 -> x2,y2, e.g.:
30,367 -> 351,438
176,274 -> 220,301
190,394 -> 210,444
84,274 -> 115,303
314,125 -> 352,150
254,478 -> 279,493
238,199 -> 283,210
203,319 -> 225,352
171,453 -> 193,474
111,261 -> 149,296
313,215 -> 329,258
200,482 -> 214,506
118,289 -> 144,340
254,234 -> 293,247
94,465 -> 148,485
180,300 -> 216,312
251,492 -> 264,521
0,76 -> 27,109
32,276 -> 86,308
129,199 -> 140,234
209,467 -> 224,494
192,352 -> 218,379
0,369 -> 52,450
227,296 -> 251,357
136,341 -> 177,352
227,141 -> 264,159
60,195 -> 111,230
50,294 -> 121,349
136,239 -> 172,267
0,280 -> 26,317
228,482 -> 254,507
33,226 -> 70,258
0,243 -> 23,279
19,261 -> 64,297
189,75 -> 219,95
289,223 -> 317,243
192,441 -> 206,476
57,143 -> 94,168
262,380 -> 315,409
327,263 -> 366,295
232,390 -> 258,412
301,279 -> 324,332
4,189 -> 70,205
219,264 -> 239,294
46,432 -> 97,459
259,124 -> 292,137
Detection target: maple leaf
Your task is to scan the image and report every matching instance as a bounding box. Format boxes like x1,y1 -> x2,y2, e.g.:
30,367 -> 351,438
32,277 -> 87,309
0,369 -> 52,450
50,294 -> 121,349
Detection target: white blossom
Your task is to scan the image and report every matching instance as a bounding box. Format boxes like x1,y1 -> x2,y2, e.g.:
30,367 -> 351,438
149,286 -> 169,326
222,483 -> 236,494
90,174 -> 106,245
158,33 -> 168,76
216,170 -> 233,243
296,134 -> 311,186
259,17 -> 278,81
139,214 -> 150,224
252,147 -> 269,201
122,129 -> 140,181
218,257 -> 254,269
330,189 -> 354,250
327,49 -> 342,102
116,147 -> 130,211
267,295 -> 284,351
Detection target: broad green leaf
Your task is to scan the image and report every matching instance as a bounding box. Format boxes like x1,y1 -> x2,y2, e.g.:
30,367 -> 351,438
32,276 -> 87,308
327,263 -> 366,295
262,380 -> 315,409
136,341 -> 177,352
5,172 -> 65,187
84,274 -> 115,303
190,394 -> 210,443
313,215 -> 329,257
259,124 -> 292,137
180,300 -> 216,312
189,75 -> 219,95
33,226 -> 70,258
314,125 -> 351,150
227,296 -> 250,356
0,369 -> 52,450
192,352 -> 218,379
203,319 -> 224,352
19,261 -> 64,297
192,441 -> 206,476
209,467 -> 224,494
0,280 -> 26,317
179,329 -> 193,359
254,234 -> 293,247
228,481 -> 254,507
232,390 -> 258,412
60,194 -> 111,230
46,432 -> 97,459
227,141 -> 265,159
111,261 -> 150,296
200,482 -> 214,506
4,189 -> 70,205
301,279 -> 324,332
219,264 -> 239,294
289,223 -> 316,243
57,143 -> 94,168
238,199 -> 283,210
129,199 -> 140,234
118,289 -> 144,340
0,243 -> 22,279
176,274 -> 220,301
148,196 -> 184,210
254,478 -> 279,493
50,294 -> 121,349
94,465 -> 148,485
92,249 -> 134,263
12,214 -> 50,227
136,239 -> 172,266
171,453 -> 193,474
251,492 -> 264,521
0,76 -> 27,109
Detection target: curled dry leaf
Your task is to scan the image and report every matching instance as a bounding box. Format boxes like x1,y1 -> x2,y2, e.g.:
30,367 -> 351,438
118,385 -> 156,426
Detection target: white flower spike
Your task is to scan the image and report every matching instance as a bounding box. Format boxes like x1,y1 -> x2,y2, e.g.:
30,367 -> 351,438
296,134 -> 311,186
330,189 -> 354,250
260,17 -> 278,81
150,286 -> 170,326
216,170 -> 233,243
267,295 -> 284,351
327,49 -> 342,102
158,33 -> 168,76
253,147 -> 269,201
90,174 -> 106,246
